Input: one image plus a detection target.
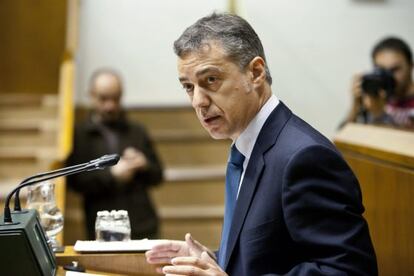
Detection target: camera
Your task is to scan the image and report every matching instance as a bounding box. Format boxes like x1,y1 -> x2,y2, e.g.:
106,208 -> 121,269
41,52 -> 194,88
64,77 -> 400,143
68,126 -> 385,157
361,68 -> 396,98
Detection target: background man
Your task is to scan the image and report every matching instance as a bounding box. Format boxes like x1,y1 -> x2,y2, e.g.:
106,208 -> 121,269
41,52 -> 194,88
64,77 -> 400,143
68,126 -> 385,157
66,69 -> 163,240
146,13 -> 377,275
345,37 -> 414,128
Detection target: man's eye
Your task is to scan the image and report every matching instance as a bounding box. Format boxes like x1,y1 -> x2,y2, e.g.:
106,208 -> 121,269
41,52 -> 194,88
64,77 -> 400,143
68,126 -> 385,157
207,76 -> 217,84
182,84 -> 194,93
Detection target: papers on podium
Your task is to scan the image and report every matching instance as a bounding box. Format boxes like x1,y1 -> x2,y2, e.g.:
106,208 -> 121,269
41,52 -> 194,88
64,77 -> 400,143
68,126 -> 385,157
74,239 -> 165,253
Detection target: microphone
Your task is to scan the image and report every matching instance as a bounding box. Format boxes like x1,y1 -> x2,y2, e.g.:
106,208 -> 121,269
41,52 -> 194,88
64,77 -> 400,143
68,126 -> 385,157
13,163 -> 86,212
0,154 -> 119,276
13,154 -> 120,212
85,154 -> 120,171
6,154 -> 120,223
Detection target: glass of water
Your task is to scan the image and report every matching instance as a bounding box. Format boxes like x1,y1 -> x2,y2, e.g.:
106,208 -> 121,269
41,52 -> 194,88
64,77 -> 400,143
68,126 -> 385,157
26,181 -> 64,252
95,210 -> 131,241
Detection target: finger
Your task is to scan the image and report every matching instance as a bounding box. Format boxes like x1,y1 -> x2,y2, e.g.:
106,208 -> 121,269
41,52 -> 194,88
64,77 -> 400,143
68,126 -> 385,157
123,147 -> 137,155
155,266 -> 169,274
163,265 -> 205,276
154,266 -> 163,274
200,251 -> 216,265
151,240 -> 183,252
171,256 -> 210,270
146,250 -> 181,259
185,233 -> 203,253
186,233 -> 201,248
146,256 -> 174,264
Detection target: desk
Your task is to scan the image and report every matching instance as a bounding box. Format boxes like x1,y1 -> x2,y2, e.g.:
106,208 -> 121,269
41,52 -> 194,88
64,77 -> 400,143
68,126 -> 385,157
334,124 -> 414,275
56,246 -> 158,275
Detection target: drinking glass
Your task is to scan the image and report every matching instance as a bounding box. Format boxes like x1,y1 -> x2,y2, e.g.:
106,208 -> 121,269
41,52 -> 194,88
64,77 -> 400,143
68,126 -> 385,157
26,181 -> 64,252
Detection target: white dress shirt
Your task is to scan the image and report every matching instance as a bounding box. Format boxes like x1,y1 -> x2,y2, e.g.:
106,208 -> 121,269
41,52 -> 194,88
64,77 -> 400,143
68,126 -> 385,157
233,94 -> 279,197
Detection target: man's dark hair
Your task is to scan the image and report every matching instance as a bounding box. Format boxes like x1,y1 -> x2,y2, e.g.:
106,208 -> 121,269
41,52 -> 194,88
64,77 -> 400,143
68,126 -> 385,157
174,13 -> 272,85
372,37 -> 413,66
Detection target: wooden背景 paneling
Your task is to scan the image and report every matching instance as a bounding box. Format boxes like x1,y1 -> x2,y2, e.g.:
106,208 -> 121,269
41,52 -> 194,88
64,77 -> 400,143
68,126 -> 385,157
0,0 -> 66,94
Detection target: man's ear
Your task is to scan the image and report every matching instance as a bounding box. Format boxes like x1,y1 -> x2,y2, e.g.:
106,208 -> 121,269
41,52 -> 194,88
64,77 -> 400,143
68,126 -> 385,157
248,56 -> 266,85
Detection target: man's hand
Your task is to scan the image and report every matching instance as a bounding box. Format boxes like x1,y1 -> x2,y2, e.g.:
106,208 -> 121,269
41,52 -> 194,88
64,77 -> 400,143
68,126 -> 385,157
162,251 -> 227,276
146,233 -> 216,274
348,73 -> 387,122
110,147 -> 148,183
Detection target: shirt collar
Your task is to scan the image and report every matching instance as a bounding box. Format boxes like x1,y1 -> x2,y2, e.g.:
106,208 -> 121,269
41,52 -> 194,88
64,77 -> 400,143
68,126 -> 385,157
234,94 -> 279,162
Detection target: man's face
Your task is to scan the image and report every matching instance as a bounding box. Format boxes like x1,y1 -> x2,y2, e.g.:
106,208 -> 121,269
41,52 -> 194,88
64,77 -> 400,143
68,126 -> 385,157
90,73 -> 122,123
374,50 -> 413,97
178,43 -> 261,140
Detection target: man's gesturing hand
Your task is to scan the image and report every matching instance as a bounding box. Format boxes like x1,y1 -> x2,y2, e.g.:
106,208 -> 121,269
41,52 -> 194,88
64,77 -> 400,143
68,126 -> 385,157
145,233 -> 217,274
162,251 -> 227,276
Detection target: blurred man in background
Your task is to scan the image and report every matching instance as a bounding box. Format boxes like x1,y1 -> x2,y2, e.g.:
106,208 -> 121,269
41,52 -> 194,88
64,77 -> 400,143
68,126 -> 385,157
66,68 -> 163,240
345,37 -> 414,128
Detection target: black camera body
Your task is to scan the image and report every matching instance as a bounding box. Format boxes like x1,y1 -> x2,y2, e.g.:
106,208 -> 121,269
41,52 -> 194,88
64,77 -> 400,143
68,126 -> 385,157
361,68 -> 396,98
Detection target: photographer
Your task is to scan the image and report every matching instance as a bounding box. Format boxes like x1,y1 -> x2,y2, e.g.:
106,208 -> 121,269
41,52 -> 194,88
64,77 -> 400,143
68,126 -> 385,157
345,37 -> 414,129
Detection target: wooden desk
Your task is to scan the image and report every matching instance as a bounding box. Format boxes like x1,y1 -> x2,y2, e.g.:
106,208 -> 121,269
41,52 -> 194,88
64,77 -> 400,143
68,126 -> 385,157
56,246 -> 158,275
334,124 -> 414,275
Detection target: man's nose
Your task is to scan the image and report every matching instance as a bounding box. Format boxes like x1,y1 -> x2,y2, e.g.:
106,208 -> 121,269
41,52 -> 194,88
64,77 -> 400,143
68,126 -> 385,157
192,87 -> 210,109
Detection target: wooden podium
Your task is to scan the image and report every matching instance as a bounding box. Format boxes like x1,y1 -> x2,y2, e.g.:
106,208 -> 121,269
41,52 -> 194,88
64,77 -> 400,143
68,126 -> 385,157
56,246 -> 158,275
334,123 -> 414,275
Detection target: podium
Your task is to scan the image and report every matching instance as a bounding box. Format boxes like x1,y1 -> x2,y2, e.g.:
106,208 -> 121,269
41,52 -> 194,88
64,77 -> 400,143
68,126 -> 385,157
56,246 -> 158,275
334,123 -> 414,275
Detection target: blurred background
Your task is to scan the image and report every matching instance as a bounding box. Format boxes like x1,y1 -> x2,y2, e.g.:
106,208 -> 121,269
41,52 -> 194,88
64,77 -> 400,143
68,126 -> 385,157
0,0 -> 413,275
74,0 -> 414,137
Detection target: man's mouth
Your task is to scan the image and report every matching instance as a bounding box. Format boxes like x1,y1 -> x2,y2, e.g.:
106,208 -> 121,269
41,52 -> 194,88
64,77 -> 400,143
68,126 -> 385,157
203,115 -> 220,124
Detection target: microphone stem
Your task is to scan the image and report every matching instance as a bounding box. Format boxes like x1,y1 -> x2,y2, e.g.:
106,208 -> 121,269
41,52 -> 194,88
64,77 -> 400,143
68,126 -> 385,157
4,165 -> 92,223
13,163 -> 88,211
3,154 -> 119,223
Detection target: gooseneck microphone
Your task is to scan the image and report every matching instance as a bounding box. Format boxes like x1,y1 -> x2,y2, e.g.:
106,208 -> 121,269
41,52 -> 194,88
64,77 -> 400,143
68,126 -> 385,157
4,154 -> 120,223
0,154 -> 119,276
13,154 -> 120,211
13,163 -> 86,212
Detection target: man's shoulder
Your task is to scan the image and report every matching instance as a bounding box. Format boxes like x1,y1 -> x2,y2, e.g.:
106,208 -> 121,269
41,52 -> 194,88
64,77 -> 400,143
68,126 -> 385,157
258,102 -> 334,152
268,111 -> 337,158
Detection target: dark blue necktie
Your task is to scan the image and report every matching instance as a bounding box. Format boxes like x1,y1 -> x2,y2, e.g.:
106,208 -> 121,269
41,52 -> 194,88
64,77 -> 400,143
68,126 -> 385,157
219,145 -> 245,267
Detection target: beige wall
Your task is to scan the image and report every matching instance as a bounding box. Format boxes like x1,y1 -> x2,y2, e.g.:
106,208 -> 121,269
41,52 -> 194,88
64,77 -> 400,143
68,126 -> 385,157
75,0 -> 414,138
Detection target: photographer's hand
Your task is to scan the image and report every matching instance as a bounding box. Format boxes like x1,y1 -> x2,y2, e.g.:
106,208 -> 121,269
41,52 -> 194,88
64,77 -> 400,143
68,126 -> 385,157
362,89 -> 387,120
347,73 -> 364,122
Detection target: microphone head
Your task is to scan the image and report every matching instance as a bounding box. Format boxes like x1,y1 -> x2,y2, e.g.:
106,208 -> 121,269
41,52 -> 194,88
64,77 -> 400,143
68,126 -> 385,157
89,154 -> 120,170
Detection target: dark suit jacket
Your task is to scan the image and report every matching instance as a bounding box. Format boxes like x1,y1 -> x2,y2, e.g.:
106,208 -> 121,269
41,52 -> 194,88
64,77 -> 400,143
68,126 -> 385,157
66,114 -> 163,239
221,102 -> 377,275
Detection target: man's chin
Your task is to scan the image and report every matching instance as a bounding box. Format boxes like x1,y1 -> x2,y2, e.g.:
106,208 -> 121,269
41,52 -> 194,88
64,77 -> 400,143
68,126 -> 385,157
205,129 -> 229,140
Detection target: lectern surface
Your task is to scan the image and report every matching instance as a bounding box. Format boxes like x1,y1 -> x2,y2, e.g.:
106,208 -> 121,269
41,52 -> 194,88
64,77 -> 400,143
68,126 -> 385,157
56,246 -> 158,276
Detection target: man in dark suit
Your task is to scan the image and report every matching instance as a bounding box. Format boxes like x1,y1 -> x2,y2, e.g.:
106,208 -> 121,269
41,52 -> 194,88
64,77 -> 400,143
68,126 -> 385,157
146,13 -> 377,275
66,69 -> 163,240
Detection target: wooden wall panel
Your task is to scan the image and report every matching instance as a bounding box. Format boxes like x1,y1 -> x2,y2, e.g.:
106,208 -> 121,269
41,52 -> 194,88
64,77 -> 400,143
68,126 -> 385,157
0,0 -> 66,93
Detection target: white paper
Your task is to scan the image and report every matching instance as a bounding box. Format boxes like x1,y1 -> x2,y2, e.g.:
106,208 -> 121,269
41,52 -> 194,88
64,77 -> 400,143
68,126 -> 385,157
66,271 -> 104,276
73,239 -> 165,252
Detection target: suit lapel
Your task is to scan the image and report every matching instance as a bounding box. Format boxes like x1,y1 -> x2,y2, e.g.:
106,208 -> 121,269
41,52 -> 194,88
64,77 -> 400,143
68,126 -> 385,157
223,102 -> 293,269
